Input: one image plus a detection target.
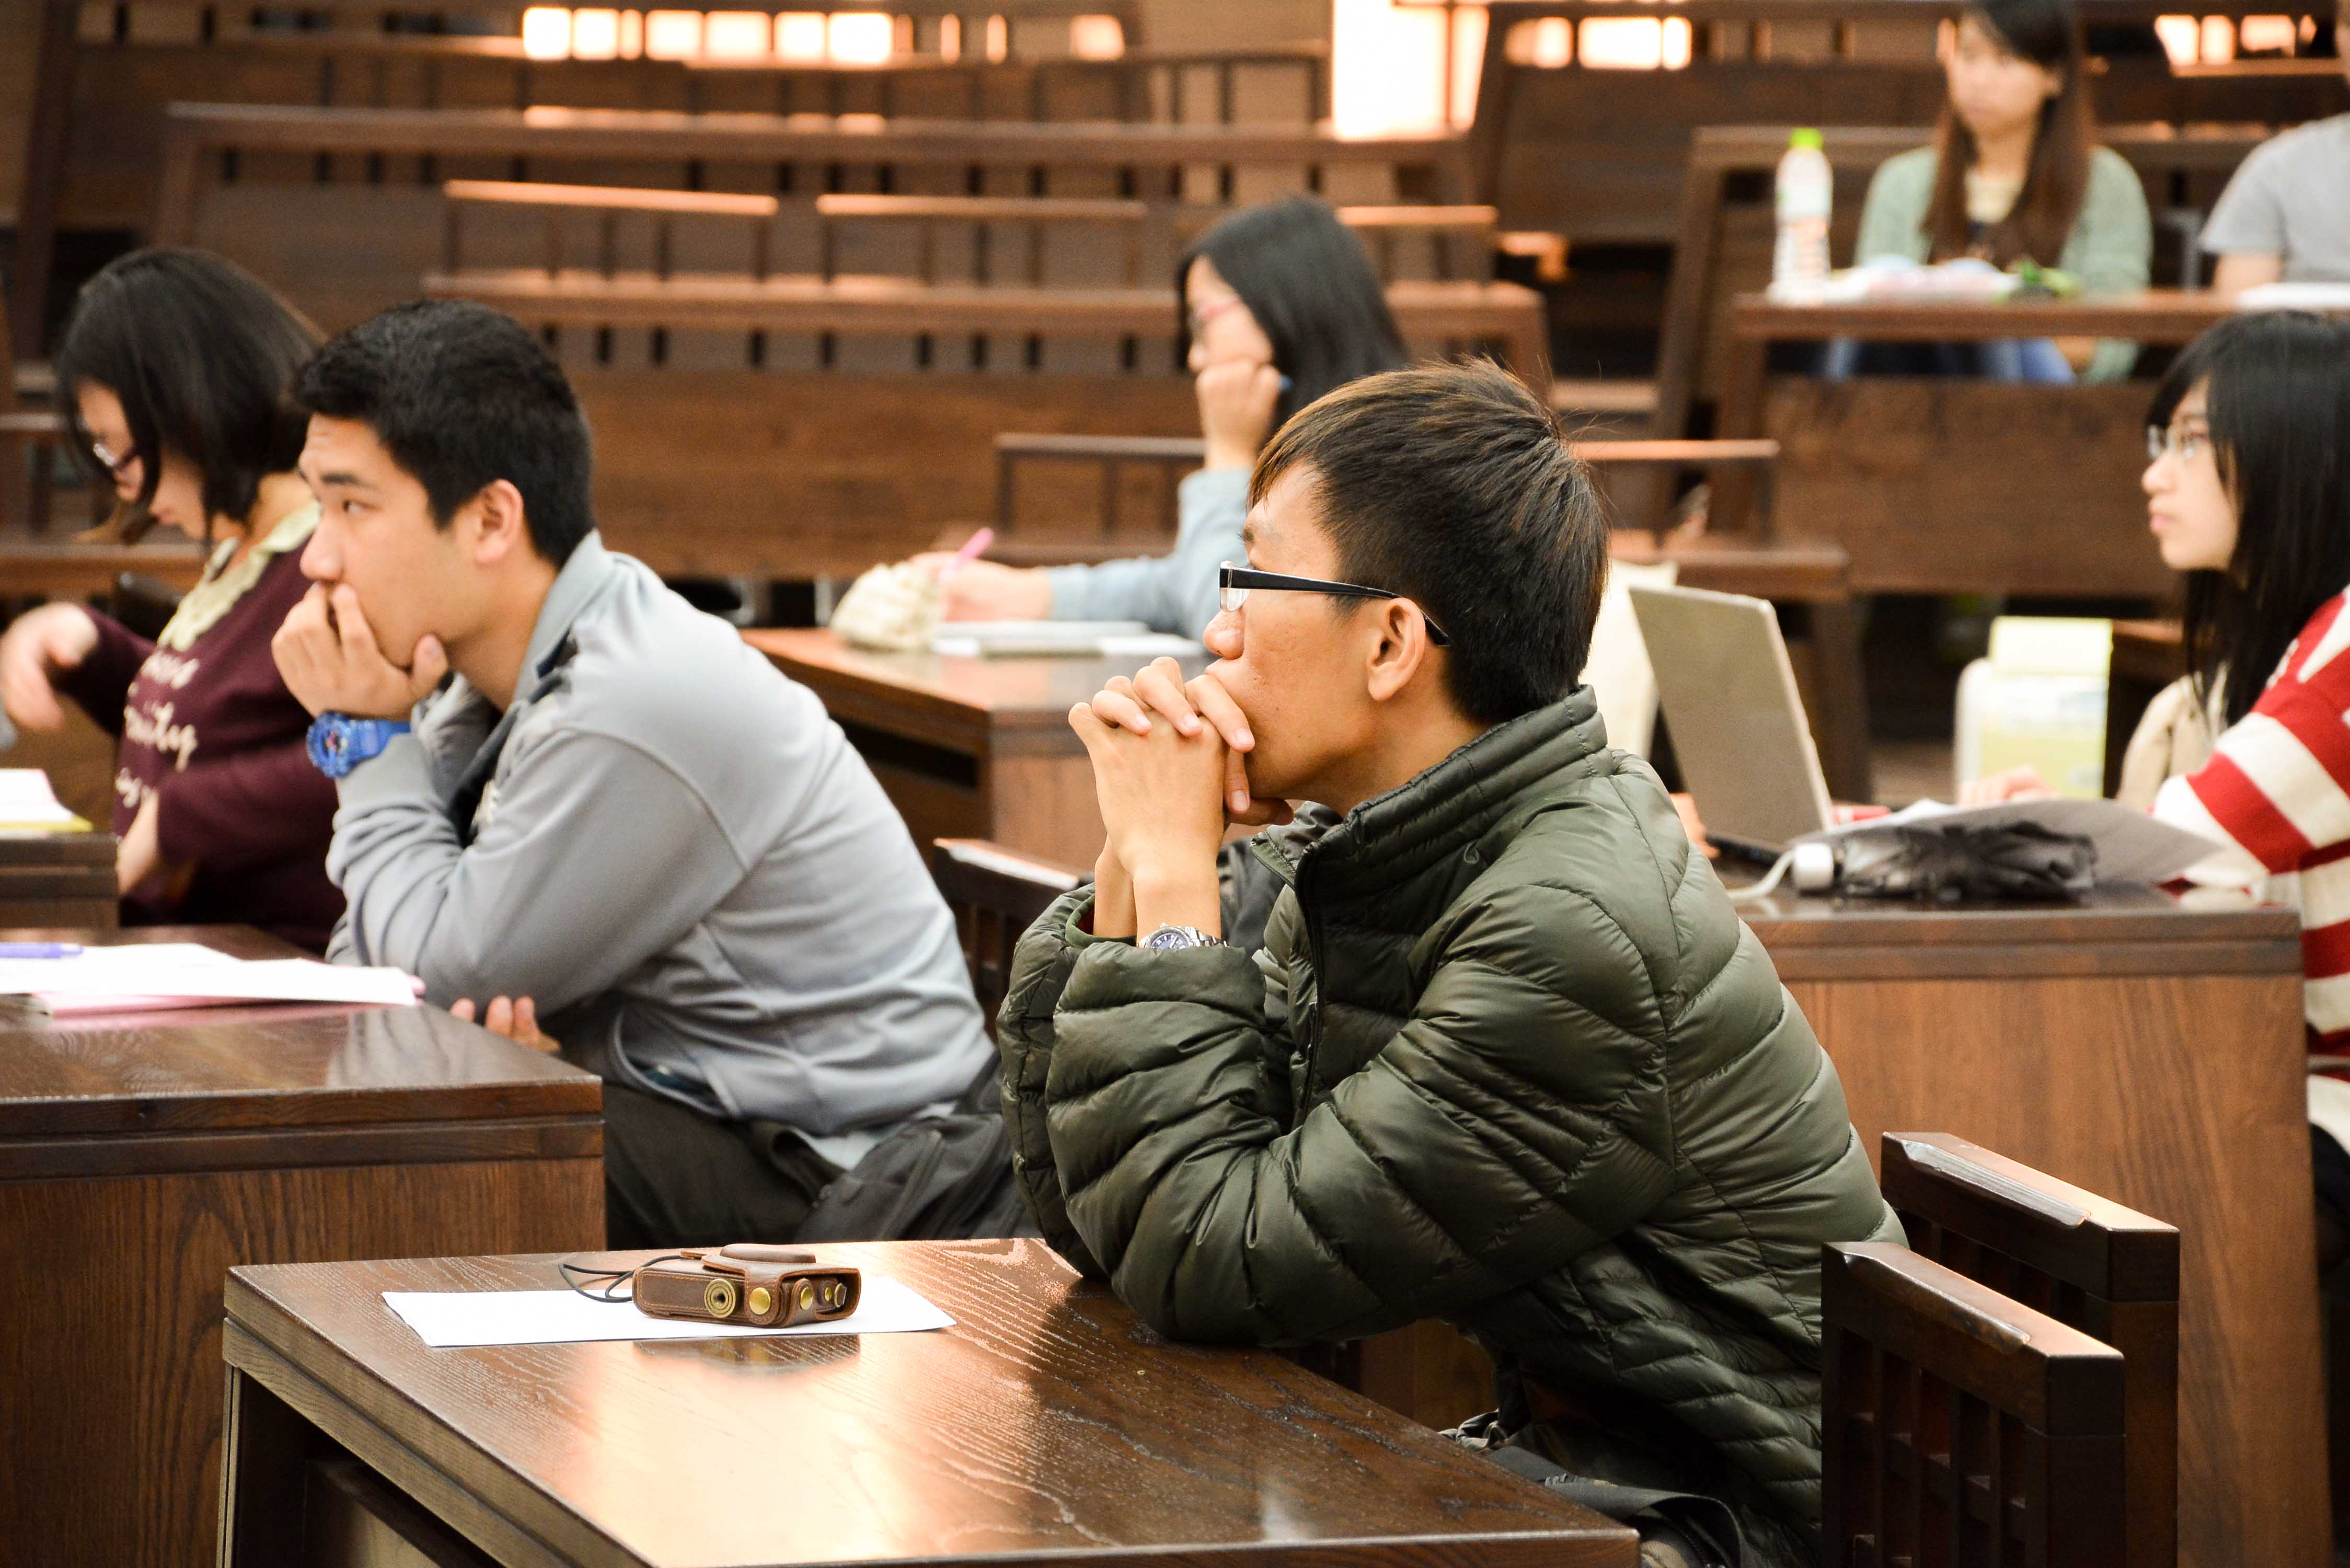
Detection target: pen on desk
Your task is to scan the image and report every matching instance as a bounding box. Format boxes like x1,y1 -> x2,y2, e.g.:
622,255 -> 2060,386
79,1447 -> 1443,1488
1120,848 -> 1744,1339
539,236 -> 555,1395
0,943 -> 81,959
941,526 -> 995,579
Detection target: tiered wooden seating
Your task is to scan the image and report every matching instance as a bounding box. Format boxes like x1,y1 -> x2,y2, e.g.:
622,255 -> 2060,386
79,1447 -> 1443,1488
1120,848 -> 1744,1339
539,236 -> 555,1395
11,0 -> 1175,349
0,299 -> 206,599
1883,1132 -> 2181,1568
153,102 -> 1474,335
1466,0 -> 2341,246
1821,1240 -> 2130,1565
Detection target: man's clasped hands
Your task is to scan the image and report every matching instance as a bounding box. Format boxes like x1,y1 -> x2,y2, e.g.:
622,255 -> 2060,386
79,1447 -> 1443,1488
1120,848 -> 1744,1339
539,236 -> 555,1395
1069,656 -> 1287,942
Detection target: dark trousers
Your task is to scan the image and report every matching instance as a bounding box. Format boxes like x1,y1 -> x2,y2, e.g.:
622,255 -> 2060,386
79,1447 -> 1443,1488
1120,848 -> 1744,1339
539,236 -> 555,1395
563,1030 -> 842,1249
597,1080 -> 846,1249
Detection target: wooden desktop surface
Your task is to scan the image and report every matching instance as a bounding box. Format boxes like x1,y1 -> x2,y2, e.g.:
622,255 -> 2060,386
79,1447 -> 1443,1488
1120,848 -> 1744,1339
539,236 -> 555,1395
0,927 -> 606,1567
750,627 -> 1201,866
219,1239 -> 1638,1568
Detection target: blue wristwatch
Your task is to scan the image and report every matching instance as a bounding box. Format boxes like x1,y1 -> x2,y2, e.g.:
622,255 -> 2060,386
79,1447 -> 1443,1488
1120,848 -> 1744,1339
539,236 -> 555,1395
306,713 -> 412,778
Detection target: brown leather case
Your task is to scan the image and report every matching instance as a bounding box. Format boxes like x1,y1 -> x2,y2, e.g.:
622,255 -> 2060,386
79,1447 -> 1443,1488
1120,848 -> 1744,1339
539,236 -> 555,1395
631,1245 -> 863,1328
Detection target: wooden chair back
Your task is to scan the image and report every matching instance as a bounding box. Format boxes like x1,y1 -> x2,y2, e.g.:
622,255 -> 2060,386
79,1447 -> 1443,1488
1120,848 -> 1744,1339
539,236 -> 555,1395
931,838 -> 1084,1031
1882,1132 -> 2180,1568
1822,1240 -> 2128,1567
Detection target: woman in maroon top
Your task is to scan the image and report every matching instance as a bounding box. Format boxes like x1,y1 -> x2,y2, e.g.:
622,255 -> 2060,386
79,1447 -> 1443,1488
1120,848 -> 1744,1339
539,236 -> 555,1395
0,250 -> 342,950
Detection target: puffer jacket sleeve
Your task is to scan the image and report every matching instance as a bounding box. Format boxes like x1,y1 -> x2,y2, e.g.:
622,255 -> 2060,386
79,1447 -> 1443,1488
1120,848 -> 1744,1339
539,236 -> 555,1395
1044,880 -> 1679,1345
996,887 -> 1112,1278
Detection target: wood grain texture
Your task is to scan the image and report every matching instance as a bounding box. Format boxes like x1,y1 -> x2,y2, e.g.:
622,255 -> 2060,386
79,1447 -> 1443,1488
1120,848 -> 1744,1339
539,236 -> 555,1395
1786,964 -> 2324,1568
0,1161 -> 604,1568
223,1241 -> 1637,1568
579,372 -> 1202,580
0,924 -> 606,1568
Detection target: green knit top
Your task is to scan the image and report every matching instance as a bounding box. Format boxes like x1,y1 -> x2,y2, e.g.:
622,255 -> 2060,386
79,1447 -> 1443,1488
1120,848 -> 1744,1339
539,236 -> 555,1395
1851,144 -> 2153,382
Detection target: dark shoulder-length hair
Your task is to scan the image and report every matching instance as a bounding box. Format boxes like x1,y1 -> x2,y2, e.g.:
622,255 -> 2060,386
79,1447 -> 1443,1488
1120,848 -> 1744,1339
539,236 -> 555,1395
56,248 -> 320,541
1925,0 -> 2096,269
2153,312 -> 2350,728
1178,196 -> 1409,425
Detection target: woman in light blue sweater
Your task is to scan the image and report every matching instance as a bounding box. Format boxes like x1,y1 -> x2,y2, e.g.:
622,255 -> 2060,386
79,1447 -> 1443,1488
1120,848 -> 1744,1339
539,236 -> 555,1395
913,198 -> 1409,638
1839,0 -> 2150,381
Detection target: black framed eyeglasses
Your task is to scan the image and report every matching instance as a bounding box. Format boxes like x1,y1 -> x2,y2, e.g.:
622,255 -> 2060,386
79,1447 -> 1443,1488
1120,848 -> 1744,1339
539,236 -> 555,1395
1218,562 -> 1450,646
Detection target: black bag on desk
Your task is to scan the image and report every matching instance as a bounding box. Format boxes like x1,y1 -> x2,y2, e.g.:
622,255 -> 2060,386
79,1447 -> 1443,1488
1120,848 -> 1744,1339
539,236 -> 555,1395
1836,822 -> 2095,902
793,1061 -> 1038,1243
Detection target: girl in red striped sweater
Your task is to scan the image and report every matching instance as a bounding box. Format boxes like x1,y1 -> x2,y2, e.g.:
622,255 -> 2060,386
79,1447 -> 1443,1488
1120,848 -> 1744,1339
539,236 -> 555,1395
1972,309 -> 2350,1262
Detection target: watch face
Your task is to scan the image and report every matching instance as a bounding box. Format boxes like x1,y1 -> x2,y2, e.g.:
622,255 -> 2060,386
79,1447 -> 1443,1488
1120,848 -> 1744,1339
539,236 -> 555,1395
1145,927 -> 1207,952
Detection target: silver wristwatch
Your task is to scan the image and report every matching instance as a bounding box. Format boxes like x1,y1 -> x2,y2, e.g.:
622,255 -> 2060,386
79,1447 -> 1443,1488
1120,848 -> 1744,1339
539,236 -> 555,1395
1141,924 -> 1220,952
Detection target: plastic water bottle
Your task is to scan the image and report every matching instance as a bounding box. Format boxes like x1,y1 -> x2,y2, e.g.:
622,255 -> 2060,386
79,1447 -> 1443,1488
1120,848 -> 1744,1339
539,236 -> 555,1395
1771,128 -> 1833,299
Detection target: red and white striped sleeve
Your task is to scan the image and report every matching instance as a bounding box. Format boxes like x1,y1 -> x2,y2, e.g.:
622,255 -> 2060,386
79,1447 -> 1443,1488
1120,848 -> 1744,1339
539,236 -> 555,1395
2154,597 -> 2350,885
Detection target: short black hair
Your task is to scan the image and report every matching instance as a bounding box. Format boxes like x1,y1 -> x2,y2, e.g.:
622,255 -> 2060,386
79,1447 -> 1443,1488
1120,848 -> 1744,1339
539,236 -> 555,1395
1180,196 -> 1410,426
57,248 -> 320,541
1251,361 -> 1607,727
294,300 -> 595,567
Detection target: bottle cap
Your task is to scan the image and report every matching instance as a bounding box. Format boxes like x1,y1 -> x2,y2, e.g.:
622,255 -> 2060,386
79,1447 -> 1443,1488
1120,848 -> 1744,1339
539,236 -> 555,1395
1789,128 -> 1824,151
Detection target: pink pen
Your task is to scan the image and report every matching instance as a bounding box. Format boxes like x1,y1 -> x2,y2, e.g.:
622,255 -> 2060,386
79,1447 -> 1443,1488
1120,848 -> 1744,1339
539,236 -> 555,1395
941,527 -> 994,579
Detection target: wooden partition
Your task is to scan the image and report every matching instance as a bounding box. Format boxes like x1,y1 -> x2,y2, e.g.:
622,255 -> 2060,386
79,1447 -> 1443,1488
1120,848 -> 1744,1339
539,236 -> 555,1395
1465,0 -> 2344,244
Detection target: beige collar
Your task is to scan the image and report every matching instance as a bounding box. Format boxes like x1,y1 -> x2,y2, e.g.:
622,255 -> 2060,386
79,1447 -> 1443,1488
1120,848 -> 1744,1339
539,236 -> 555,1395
155,501 -> 320,652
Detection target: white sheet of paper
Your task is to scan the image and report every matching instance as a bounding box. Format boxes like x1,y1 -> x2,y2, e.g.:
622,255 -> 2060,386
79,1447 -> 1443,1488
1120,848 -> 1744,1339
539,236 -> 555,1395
382,1274 -> 955,1347
929,620 -> 1198,660
0,943 -> 419,1009
1795,796 -> 2226,884
0,768 -> 80,827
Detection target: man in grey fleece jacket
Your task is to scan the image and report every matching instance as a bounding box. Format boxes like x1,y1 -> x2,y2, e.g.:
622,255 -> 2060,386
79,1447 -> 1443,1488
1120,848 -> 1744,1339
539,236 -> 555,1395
272,301 -> 989,1246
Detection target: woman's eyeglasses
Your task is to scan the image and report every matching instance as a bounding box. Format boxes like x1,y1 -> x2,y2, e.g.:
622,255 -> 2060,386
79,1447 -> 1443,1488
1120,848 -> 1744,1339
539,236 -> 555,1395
1218,561 -> 1451,646
89,439 -> 139,482
2146,424 -> 2210,464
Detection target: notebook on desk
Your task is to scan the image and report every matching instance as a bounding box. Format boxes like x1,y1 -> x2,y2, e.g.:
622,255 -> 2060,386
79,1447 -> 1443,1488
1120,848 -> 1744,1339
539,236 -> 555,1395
0,769 -> 92,832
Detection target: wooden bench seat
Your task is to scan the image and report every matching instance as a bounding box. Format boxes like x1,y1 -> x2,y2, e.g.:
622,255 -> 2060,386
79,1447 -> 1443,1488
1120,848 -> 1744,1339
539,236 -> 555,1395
424,269 -> 1550,383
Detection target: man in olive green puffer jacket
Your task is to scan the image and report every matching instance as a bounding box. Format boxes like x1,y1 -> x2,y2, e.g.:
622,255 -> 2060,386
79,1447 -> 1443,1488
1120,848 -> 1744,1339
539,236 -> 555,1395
997,362 -> 1902,1568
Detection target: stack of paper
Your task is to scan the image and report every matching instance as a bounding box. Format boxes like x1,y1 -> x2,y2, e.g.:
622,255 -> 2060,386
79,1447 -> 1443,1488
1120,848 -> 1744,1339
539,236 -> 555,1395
0,942 -> 420,1013
0,769 -> 90,832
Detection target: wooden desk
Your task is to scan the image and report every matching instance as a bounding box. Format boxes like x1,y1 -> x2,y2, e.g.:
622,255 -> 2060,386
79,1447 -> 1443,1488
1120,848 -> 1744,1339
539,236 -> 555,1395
217,1240 -> 1637,1568
750,627 -> 1198,867
0,829 -> 116,928
1708,290 -> 2258,593
1754,886 -> 2322,1568
1360,884 -> 2320,1568
0,927 -> 605,1567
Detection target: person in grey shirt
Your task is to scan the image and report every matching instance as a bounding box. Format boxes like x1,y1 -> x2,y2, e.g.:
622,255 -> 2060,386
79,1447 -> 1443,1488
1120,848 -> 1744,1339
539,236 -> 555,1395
2203,15 -> 2350,295
906,197 -> 1409,638
272,300 -> 990,1247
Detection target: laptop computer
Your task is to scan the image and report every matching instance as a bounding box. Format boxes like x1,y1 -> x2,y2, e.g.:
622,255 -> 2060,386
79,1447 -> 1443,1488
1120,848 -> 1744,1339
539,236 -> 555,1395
1627,583 -> 1836,857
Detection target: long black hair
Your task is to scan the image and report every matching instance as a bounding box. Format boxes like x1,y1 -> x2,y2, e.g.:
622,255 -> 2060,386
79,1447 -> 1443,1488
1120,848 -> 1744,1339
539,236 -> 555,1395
1178,196 -> 1408,426
1926,0 -> 2094,269
2152,312 -> 2350,728
56,248 -> 320,541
